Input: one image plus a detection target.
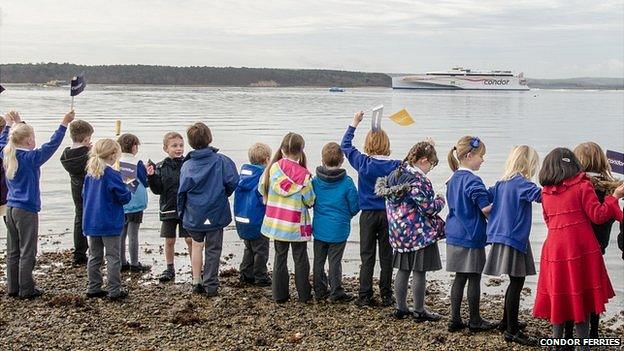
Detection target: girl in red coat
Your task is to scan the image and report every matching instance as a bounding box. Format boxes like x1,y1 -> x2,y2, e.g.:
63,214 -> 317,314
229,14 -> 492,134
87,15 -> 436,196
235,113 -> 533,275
534,147 -> 624,340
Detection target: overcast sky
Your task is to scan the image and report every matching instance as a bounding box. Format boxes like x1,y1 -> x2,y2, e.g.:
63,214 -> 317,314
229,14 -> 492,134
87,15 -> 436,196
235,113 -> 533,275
1,0 -> 622,78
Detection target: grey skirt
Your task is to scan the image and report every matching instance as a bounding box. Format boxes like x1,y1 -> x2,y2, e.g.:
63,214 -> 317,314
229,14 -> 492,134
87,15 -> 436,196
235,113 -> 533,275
483,242 -> 536,277
393,242 -> 442,272
445,244 -> 486,273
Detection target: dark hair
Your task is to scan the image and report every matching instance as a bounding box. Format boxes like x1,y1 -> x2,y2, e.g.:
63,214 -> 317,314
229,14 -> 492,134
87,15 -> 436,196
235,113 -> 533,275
117,133 -> 140,153
186,122 -> 213,150
404,141 -> 438,168
321,142 -> 344,167
262,132 -> 306,196
539,147 -> 582,186
69,119 -> 94,143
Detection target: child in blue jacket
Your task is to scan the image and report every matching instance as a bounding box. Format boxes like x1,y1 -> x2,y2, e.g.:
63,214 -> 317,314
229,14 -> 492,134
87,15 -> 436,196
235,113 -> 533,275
445,136 -> 497,333
341,111 -> 401,307
312,142 -> 359,302
483,145 -> 541,346
233,143 -> 272,286
178,122 -> 239,297
1,110 -> 74,299
83,139 -> 132,300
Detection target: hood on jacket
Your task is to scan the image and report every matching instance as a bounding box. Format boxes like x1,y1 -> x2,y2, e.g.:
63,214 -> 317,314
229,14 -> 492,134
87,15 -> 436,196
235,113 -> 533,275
186,146 -> 220,161
238,163 -> 265,191
375,166 -> 416,201
60,146 -> 90,177
315,166 -> 346,183
271,158 -> 310,197
542,172 -> 587,195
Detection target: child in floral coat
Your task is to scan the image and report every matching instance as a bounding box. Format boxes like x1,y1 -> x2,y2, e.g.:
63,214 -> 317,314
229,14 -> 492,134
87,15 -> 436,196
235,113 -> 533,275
376,141 -> 445,322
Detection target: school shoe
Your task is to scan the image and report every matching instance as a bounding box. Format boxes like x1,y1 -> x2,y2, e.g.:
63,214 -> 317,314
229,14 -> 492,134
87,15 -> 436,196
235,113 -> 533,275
121,263 -> 131,272
239,275 -> 255,284
413,309 -> 442,323
497,320 -> 527,333
7,292 -> 18,298
380,295 -> 396,307
73,256 -> 88,266
354,296 -> 376,308
254,279 -> 272,287
275,297 -> 290,304
158,269 -> 175,282
392,309 -> 412,319
504,330 -> 537,347
447,320 -> 467,332
86,290 -> 108,299
109,290 -> 128,301
205,290 -> 218,298
21,288 -> 44,300
469,318 -> 499,332
192,284 -> 206,295
129,263 -> 151,273
329,293 -> 355,303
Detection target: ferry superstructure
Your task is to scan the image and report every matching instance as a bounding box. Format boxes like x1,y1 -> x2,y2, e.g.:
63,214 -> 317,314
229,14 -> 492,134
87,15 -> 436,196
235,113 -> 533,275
392,68 -> 529,90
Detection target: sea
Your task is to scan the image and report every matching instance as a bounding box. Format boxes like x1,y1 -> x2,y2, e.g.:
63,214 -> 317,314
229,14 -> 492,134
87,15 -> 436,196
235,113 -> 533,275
0,84 -> 623,318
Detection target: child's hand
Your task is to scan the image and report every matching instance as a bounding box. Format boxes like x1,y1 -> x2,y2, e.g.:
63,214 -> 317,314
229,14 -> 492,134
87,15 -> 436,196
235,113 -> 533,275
351,111 -> 364,127
614,183 -> 624,199
5,111 -> 20,126
146,164 -> 155,176
62,110 -> 75,126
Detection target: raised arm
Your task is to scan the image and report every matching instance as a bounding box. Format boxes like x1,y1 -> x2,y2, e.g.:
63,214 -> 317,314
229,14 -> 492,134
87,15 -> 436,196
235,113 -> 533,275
147,164 -> 164,195
34,110 -> 74,166
340,112 -> 365,170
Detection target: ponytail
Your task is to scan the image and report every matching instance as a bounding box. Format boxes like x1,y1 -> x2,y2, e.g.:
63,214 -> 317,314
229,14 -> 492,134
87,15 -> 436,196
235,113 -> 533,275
447,147 -> 459,172
262,148 -> 284,197
4,123 -> 35,180
87,139 -> 121,179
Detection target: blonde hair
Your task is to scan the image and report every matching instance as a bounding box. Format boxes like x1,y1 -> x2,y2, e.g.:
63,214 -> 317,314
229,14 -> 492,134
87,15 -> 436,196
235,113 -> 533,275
4,123 -> 35,180
501,145 -> 540,181
573,142 -> 616,182
447,136 -> 486,172
364,129 -> 390,156
163,131 -> 184,147
87,139 -> 121,179
248,142 -> 272,165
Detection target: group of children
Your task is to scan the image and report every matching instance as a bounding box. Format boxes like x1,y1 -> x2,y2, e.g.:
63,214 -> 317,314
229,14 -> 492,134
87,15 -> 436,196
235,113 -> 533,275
1,109 -> 624,348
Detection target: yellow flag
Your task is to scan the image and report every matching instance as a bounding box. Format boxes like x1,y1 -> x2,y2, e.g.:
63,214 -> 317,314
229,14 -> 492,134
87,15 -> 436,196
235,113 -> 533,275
389,108 -> 414,126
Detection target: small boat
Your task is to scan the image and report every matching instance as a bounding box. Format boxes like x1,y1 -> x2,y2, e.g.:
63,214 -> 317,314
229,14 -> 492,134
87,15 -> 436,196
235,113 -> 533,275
329,87 -> 345,92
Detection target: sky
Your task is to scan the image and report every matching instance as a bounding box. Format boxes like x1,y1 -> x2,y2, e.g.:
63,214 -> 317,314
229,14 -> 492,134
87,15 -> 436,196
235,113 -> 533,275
0,0 -> 622,78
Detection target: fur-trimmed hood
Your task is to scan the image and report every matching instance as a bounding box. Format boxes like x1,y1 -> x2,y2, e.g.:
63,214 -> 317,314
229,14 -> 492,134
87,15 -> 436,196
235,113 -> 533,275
587,172 -> 623,195
375,165 -> 418,201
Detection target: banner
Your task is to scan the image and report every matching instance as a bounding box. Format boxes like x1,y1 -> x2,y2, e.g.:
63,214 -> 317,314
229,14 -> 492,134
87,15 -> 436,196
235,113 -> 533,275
70,73 -> 86,97
606,150 -> 624,175
371,105 -> 383,131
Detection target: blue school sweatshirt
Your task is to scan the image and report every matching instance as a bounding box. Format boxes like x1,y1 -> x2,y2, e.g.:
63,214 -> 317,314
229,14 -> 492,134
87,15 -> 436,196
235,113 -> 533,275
0,124 -> 67,213
445,168 -> 491,249
312,166 -> 360,243
233,163 -> 266,240
82,166 -> 132,236
486,174 -> 541,253
340,126 -> 401,211
177,147 -> 239,232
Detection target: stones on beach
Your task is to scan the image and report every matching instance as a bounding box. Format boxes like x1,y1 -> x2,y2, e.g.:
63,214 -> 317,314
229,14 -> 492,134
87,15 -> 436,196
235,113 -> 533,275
485,277 -> 504,287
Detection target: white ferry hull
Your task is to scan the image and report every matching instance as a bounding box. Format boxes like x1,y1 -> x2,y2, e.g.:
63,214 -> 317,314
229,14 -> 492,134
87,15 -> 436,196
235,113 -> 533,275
392,75 -> 530,91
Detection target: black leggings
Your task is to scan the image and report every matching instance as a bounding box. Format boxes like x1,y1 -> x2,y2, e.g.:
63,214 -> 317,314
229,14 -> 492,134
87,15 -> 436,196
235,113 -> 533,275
450,272 -> 482,324
501,276 -> 525,334
564,313 -> 599,338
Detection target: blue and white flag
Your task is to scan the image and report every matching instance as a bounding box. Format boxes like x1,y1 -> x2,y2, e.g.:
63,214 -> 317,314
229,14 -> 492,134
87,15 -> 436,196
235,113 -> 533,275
70,73 -> 86,97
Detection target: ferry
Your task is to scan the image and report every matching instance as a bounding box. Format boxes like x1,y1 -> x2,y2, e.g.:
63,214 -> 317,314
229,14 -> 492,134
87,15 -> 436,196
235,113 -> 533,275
392,68 -> 529,91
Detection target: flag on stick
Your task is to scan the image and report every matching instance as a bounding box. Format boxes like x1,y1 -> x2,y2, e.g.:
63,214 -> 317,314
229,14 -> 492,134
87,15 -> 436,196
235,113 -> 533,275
70,73 -> 86,97
0,85 -> 5,94
607,150 -> 624,175
389,108 -> 415,126
371,105 -> 383,131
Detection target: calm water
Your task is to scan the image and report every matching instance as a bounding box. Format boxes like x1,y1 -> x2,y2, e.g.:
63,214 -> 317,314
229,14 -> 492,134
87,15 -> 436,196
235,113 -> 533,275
0,85 -> 623,317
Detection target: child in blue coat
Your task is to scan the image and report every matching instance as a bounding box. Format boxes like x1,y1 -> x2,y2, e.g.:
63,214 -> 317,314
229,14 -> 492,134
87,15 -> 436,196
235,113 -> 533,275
445,136 -> 497,333
1,110 -> 74,299
483,145 -> 541,346
83,139 -> 132,300
312,142 -> 359,302
341,111 -> 401,307
178,122 -> 239,297
233,143 -> 272,286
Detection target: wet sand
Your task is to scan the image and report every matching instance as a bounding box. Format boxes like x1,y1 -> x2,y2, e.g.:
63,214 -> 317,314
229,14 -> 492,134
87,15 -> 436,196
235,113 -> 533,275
0,250 -> 622,351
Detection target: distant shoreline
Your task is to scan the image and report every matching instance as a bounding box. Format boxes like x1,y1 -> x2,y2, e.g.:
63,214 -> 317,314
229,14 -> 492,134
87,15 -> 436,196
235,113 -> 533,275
1,63 -> 622,90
